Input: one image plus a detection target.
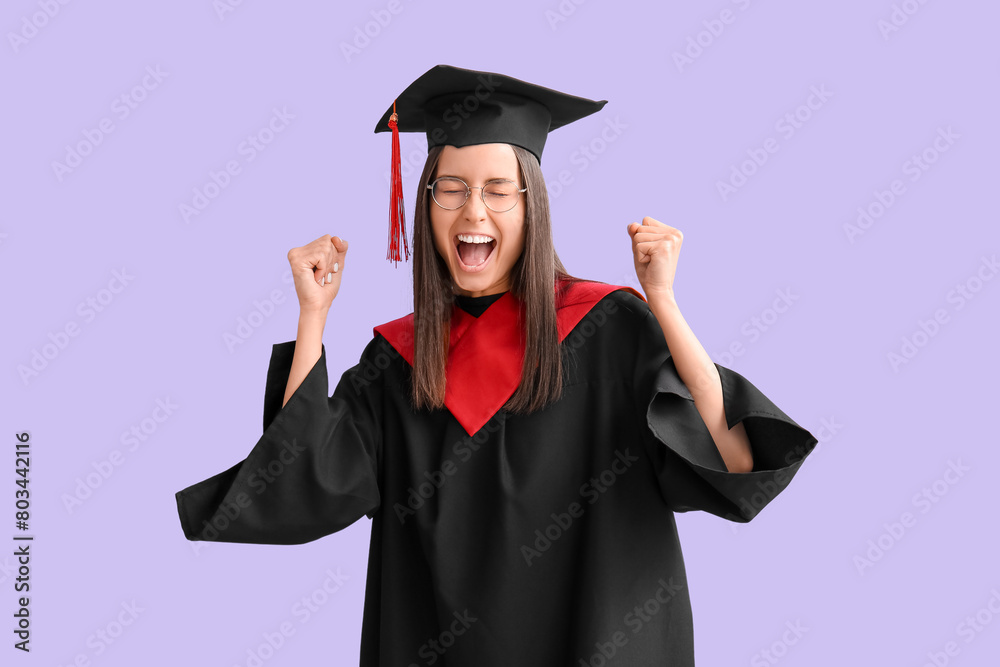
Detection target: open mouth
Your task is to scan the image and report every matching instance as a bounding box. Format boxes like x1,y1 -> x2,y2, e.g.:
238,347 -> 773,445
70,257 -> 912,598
454,234 -> 497,272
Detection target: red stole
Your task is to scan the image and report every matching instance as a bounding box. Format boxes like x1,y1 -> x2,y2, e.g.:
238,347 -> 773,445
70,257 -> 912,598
373,278 -> 644,436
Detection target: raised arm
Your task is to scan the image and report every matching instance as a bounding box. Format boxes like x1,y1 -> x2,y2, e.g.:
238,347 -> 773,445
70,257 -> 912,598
174,233 -> 387,545
285,311 -> 326,407
627,216 -> 751,473
648,293 -> 753,473
283,234 -> 349,406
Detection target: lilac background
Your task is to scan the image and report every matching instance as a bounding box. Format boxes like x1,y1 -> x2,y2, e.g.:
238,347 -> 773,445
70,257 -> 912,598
4,1 -> 998,665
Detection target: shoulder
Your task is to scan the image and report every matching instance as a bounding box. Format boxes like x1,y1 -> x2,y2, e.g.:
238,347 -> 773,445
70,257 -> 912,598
373,310 -> 413,338
566,278 -> 650,323
560,279 -> 651,344
368,330 -> 402,356
370,311 -> 414,364
558,276 -> 644,304
333,332 -> 408,400
602,285 -> 650,318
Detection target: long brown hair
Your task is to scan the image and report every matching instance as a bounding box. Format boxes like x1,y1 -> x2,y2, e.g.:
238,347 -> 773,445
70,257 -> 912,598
410,144 -> 584,414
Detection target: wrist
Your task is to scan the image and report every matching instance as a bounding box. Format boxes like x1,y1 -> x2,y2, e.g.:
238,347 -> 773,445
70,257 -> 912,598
645,288 -> 678,309
298,307 -> 329,322
297,309 -> 328,336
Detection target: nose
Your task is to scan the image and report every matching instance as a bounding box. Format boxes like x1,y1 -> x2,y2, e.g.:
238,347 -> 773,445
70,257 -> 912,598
463,187 -> 489,221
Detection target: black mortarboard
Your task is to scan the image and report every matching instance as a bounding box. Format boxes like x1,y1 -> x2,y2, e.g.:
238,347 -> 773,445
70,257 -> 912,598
374,64 -> 608,264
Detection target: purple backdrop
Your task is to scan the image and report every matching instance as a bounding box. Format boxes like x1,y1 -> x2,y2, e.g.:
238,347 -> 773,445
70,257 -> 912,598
4,1 -> 999,665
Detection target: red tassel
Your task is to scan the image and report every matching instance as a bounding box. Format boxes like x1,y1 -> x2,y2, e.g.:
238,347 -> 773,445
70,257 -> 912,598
387,100 -> 410,265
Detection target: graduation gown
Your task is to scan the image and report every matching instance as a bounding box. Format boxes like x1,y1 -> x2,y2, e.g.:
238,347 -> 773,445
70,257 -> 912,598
175,277 -> 817,666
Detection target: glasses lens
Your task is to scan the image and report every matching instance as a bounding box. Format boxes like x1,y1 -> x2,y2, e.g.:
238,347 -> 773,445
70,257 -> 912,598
483,181 -> 521,212
432,178 -> 468,209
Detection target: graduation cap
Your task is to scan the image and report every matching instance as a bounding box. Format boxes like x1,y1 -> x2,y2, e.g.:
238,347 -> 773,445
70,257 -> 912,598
374,64 -> 608,265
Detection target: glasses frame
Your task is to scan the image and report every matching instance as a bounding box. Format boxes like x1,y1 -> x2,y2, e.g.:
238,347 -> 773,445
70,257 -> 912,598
426,177 -> 528,213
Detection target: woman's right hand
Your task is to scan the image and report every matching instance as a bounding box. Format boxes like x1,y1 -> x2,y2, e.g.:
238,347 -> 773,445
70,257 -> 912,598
287,234 -> 348,314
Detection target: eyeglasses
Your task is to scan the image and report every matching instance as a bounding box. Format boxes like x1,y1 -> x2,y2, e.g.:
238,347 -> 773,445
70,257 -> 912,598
426,177 -> 527,213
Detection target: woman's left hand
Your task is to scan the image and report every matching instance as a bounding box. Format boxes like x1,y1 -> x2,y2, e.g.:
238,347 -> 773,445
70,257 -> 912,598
627,216 -> 682,302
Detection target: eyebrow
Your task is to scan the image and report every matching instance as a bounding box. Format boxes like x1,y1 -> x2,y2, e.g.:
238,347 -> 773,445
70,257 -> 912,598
436,174 -> 518,183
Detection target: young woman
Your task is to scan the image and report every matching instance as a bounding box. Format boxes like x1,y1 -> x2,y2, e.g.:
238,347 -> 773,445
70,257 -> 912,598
176,64 -> 817,666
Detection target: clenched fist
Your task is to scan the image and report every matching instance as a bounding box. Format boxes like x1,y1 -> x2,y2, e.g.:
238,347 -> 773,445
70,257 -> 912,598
287,234 -> 348,314
627,217 -> 681,301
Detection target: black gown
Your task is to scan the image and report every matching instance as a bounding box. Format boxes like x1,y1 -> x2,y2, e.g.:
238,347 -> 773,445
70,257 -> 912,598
175,281 -> 817,666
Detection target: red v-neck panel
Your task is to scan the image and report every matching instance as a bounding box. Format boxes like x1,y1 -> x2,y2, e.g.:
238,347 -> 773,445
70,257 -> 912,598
372,279 -> 646,435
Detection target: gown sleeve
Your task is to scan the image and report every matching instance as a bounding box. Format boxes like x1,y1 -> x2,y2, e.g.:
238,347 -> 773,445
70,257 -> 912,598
174,336 -> 384,545
632,302 -> 817,523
